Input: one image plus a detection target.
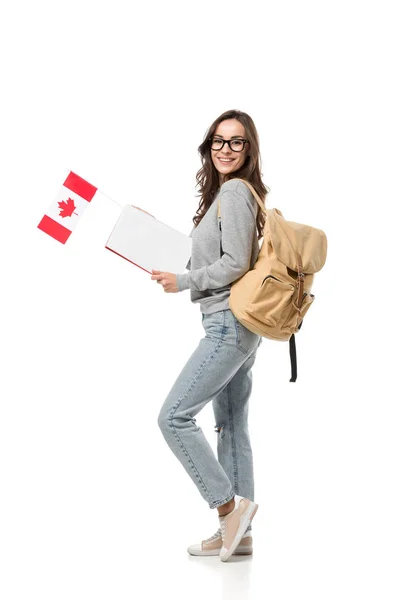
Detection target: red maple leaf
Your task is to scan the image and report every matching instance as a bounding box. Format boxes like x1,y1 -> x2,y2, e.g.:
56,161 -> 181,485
58,198 -> 77,218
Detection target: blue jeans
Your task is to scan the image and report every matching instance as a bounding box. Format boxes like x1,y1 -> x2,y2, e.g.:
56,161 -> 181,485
157,308 -> 262,510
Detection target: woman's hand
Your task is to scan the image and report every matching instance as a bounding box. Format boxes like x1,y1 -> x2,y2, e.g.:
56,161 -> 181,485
151,270 -> 179,293
131,205 -> 155,218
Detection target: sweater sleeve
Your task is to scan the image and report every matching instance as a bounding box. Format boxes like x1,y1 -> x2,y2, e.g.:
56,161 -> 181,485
176,188 -> 256,292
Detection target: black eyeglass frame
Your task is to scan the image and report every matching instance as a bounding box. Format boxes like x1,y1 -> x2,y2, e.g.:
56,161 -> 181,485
208,137 -> 249,152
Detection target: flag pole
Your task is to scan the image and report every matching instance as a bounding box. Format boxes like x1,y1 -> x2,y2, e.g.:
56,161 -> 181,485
97,189 -> 124,208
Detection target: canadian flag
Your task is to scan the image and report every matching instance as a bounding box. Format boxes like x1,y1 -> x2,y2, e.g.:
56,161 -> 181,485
37,171 -> 98,244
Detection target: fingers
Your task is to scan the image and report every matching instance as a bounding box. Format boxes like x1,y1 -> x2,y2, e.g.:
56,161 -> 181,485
151,271 -> 163,285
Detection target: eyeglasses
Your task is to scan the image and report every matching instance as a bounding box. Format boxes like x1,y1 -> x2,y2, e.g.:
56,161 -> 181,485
209,137 -> 249,152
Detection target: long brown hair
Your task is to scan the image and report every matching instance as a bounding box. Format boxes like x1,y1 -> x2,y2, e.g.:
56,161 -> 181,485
192,109 -> 270,240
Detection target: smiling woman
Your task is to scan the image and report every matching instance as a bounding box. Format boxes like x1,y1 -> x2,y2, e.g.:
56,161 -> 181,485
192,109 -> 269,237
155,109 -> 270,562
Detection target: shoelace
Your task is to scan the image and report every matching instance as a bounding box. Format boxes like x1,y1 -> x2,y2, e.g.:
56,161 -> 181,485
204,528 -> 222,544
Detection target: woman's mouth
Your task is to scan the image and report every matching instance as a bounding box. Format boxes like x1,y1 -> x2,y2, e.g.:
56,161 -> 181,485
218,158 -> 235,165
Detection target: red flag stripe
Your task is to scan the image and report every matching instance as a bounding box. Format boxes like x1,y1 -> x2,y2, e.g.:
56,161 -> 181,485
63,171 -> 97,202
37,215 -> 72,244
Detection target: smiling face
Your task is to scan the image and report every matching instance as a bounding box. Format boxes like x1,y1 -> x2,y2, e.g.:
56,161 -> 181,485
210,118 -> 250,186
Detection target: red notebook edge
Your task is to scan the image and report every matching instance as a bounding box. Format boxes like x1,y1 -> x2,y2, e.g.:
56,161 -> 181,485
105,246 -> 152,274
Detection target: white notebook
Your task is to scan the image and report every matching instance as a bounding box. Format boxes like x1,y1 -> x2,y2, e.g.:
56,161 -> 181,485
105,205 -> 192,274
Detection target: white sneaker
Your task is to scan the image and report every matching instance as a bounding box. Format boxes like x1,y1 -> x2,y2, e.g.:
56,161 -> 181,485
219,495 -> 259,562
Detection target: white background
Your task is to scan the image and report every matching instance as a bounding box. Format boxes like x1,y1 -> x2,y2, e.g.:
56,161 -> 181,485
1,1 -> 399,599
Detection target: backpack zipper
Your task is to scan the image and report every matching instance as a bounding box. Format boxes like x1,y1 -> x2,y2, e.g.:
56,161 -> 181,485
261,274 -> 287,285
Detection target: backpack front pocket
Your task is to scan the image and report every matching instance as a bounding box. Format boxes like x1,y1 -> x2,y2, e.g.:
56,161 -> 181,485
247,275 -> 295,327
282,291 -> 315,331
297,292 -> 315,325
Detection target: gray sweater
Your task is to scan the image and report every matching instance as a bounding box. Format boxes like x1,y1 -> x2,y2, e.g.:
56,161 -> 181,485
176,179 -> 260,314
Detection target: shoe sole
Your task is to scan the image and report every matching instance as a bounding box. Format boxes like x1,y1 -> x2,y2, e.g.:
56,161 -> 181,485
188,545 -> 253,557
220,501 -> 258,562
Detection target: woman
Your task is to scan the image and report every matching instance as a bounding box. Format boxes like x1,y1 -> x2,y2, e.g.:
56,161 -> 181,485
151,109 -> 269,562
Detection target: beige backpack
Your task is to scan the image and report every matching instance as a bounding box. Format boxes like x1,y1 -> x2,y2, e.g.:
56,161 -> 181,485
217,178 -> 327,382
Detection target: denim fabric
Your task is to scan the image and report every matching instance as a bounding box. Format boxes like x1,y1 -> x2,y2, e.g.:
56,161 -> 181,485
157,308 -> 262,509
